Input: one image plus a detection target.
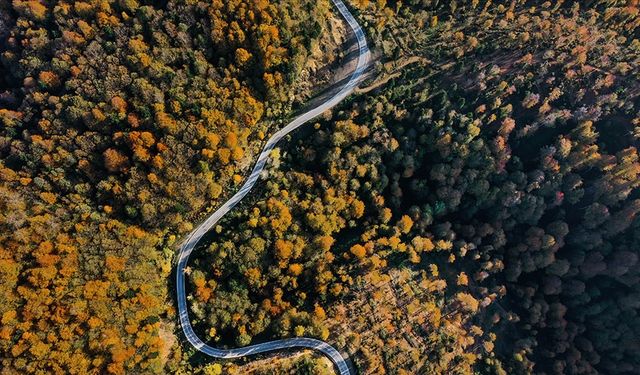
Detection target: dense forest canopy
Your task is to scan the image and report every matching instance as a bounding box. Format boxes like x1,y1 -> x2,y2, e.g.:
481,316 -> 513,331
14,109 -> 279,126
0,0 -> 331,373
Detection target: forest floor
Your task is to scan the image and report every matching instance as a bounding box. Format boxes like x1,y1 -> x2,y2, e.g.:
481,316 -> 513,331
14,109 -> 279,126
357,55 -> 428,94
294,14 -> 378,115
234,351 -> 332,374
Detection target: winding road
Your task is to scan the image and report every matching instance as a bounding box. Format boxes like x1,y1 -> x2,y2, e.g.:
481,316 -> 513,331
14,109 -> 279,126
175,1 -> 370,374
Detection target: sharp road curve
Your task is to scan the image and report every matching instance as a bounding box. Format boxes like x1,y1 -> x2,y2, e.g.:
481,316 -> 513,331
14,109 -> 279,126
175,1 -> 370,374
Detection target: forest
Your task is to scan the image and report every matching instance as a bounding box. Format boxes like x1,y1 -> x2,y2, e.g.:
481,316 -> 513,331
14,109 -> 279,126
1,0 -> 639,374
0,0 -> 333,373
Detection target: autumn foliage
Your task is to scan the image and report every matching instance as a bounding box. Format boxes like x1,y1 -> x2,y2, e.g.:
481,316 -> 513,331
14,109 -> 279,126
0,0 -> 330,373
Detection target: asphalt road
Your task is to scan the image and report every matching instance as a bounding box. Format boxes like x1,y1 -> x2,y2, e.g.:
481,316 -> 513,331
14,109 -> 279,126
175,1 -> 370,374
